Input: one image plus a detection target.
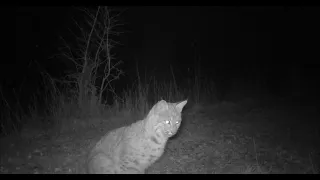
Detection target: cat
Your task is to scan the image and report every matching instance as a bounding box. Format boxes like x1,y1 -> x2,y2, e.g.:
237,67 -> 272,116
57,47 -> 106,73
86,99 -> 188,174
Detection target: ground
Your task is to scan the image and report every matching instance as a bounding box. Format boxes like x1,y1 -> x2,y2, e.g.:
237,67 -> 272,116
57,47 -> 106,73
0,98 -> 319,174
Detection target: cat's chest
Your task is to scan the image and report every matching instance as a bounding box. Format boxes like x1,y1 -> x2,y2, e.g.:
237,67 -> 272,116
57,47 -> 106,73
123,132 -> 165,156
132,142 -> 164,166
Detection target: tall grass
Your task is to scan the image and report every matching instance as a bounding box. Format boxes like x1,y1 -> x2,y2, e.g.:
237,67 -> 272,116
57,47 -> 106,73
0,88 -> 22,136
0,65 -> 217,138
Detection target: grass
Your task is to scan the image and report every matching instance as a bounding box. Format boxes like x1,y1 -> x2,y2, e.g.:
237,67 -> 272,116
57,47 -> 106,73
0,68 -> 319,174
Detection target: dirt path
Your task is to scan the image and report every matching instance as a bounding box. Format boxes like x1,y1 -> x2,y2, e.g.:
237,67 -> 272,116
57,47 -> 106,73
1,100 -> 319,173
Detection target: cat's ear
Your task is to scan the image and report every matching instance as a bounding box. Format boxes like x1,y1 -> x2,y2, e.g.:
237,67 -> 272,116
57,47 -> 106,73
149,100 -> 168,115
157,100 -> 167,106
175,99 -> 188,113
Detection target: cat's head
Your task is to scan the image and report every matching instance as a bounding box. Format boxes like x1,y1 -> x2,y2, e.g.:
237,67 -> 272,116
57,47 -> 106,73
146,99 -> 188,138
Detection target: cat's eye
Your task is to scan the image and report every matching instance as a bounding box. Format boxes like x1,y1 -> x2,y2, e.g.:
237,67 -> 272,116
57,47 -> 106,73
165,120 -> 170,125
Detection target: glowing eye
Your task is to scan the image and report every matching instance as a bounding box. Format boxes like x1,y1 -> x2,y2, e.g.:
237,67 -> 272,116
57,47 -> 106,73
165,120 -> 170,124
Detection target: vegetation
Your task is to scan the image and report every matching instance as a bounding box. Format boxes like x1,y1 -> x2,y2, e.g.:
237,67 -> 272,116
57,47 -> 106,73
1,6 -> 318,174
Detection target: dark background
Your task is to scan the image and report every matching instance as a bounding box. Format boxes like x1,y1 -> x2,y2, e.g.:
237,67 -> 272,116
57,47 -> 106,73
11,6 -> 320,108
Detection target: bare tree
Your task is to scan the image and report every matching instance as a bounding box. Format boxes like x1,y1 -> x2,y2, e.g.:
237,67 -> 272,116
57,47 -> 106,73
59,6 -> 124,112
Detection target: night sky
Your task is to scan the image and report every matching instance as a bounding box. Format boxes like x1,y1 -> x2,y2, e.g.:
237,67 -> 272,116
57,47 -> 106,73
12,6 -> 320,106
